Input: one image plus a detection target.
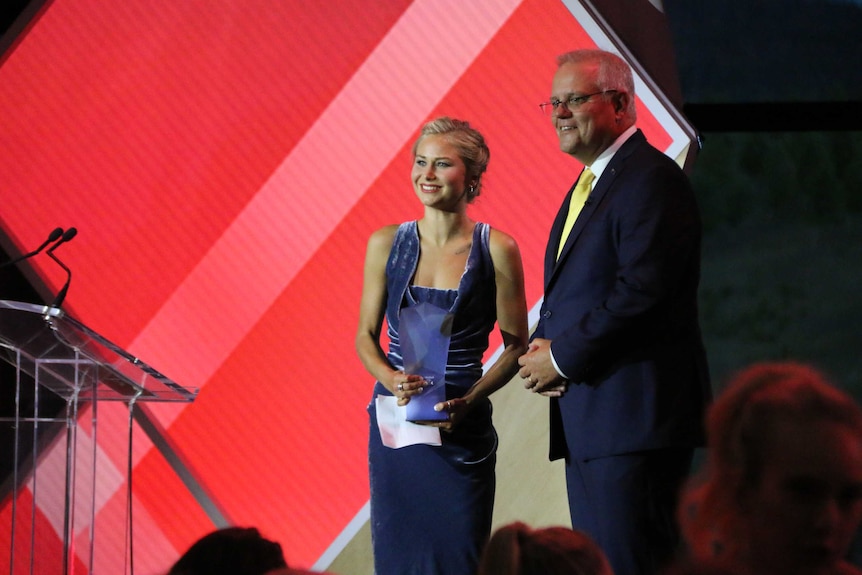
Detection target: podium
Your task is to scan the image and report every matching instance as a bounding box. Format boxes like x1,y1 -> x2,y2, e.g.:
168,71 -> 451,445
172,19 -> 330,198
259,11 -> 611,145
0,300 -> 198,574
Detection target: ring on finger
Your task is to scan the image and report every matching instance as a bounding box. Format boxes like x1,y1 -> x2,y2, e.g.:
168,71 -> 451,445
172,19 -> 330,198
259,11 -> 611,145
397,383 -> 404,391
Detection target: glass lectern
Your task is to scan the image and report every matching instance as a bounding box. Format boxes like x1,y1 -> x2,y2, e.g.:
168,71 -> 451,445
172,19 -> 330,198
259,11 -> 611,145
0,300 -> 197,574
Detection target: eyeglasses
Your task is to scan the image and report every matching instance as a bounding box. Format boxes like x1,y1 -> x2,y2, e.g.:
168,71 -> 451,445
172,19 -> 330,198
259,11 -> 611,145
539,90 -> 618,116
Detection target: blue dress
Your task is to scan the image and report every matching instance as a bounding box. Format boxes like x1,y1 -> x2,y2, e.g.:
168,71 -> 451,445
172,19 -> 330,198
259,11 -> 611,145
367,221 -> 498,575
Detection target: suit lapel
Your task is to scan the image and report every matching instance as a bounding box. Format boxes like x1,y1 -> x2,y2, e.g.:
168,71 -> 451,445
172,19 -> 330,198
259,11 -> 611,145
544,178 -> 577,285
545,130 -> 645,291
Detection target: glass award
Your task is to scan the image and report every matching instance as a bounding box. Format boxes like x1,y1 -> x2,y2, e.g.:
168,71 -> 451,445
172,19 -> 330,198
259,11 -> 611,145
400,301 -> 452,422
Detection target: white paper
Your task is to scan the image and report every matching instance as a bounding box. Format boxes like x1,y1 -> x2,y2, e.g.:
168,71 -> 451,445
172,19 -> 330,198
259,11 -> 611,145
375,395 -> 442,448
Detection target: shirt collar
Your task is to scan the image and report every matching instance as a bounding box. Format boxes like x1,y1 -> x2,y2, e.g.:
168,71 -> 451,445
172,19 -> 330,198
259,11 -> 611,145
586,125 -> 637,183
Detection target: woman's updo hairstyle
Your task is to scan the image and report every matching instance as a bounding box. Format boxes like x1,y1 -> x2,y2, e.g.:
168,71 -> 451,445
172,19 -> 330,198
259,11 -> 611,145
412,116 -> 490,203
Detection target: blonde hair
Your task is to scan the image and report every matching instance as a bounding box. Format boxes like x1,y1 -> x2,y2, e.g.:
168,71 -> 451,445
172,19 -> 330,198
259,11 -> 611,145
411,116 -> 490,202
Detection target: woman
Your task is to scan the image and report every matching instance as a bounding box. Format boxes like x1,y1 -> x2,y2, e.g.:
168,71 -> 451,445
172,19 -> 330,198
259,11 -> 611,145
356,117 -> 528,575
668,361 -> 862,575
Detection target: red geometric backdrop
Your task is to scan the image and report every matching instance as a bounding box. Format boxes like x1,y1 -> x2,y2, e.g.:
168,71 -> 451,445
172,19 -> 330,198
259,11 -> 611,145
0,0 -> 686,572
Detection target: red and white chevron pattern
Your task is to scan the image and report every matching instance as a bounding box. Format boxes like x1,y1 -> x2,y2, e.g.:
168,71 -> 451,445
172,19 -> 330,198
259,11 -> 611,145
0,0 -> 689,572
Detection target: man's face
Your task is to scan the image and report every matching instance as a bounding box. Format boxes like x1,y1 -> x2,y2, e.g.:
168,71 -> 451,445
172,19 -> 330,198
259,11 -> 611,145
741,417 -> 862,574
549,61 -> 621,165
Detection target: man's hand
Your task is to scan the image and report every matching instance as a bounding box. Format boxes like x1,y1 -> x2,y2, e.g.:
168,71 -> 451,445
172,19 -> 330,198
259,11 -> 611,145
517,339 -> 568,396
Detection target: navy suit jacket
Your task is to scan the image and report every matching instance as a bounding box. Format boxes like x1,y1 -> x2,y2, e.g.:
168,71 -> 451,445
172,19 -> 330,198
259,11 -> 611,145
534,130 -> 711,461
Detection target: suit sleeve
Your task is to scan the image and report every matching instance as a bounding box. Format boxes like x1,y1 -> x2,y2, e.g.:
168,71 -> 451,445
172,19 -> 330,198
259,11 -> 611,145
531,309 -> 545,341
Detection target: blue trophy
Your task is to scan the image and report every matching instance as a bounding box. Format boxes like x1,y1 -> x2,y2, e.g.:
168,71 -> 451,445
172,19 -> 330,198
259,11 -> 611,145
400,301 -> 452,422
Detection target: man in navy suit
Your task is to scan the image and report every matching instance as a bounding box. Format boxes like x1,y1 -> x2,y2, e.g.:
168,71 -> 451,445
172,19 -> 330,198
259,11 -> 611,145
518,49 -> 712,575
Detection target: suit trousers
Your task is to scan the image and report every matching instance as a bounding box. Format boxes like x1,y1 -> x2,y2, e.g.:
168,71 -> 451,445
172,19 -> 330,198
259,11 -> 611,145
564,447 -> 694,575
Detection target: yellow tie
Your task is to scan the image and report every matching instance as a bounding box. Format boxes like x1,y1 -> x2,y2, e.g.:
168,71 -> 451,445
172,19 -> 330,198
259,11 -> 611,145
557,168 -> 595,259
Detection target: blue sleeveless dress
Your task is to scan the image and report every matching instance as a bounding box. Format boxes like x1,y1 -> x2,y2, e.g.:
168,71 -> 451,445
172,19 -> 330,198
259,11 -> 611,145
367,221 -> 498,575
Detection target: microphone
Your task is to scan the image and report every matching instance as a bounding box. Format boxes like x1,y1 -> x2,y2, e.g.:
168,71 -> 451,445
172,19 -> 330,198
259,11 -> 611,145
0,227 -> 64,269
46,227 -> 78,309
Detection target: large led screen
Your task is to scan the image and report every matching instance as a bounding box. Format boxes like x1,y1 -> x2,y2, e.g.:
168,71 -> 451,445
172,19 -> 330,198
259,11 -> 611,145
0,0 -> 693,572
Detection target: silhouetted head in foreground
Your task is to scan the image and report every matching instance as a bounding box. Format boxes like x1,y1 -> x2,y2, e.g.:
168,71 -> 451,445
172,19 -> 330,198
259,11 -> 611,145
168,526 -> 287,575
477,521 -> 614,575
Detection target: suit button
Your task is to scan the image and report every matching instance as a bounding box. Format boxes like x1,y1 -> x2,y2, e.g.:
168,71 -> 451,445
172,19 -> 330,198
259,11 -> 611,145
543,310 -> 551,319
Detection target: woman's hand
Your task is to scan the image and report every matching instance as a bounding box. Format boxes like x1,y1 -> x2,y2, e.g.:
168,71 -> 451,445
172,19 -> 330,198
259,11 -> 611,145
390,371 -> 427,406
428,397 -> 470,431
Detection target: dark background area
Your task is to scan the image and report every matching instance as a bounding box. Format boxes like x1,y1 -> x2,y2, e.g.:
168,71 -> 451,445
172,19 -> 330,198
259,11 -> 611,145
0,0 -> 28,34
666,0 -> 862,104
661,0 -> 862,395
